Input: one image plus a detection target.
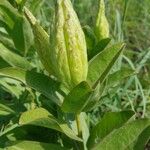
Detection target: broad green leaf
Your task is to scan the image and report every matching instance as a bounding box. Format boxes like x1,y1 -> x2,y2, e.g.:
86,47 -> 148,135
87,43 -> 125,87
0,67 -> 61,105
19,108 -> 82,141
0,67 -> 26,83
25,70 -> 61,105
6,141 -> 68,150
92,119 -> 150,150
107,68 -> 135,88
61,81 -> 93,113
0,103 -> 15,116
89,38 -> 111,60
87,111 -> 134,149
133,126 -> 150,150
0,0 -> 33,53
0,43 -> 32,70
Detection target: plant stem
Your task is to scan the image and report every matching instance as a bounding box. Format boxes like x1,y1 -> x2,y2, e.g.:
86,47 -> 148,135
76,113 -> 82,137
76,113 -> 85,150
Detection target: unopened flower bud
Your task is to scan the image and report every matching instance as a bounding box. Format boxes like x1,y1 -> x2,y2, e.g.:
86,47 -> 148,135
95,0 -> 109,41
51,0 -> 88,89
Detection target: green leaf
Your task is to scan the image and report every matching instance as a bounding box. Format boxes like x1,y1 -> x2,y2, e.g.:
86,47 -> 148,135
19,108 -> 82,141
89,38 -> 111,60
11,17 -> 33,54
87,43 -> 125,87
6,141 -> 68,150
82,82 -> 102,112
0,67 -> 26,83
0,0 -> 20,22
83,25 -> 96,51
87,111 -> 134,149
0,43 -> 32,70
107,68 -> 135,88
0,57 -> 10,69
0,78 -> 23,98
19,108 -> 52,124
0,67 -> 61,105
0,31 -> 15,51
0,123 -> 18,137
25,70 -> 61,105
27,0 -> 45,14
0,0 -> 33,54
133,126 -> 150,150
61,81 -> 93,114
0,103 -> 15,116
91,119 -> 150,150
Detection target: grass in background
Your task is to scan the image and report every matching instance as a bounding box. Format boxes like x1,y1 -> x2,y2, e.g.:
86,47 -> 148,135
72,0 -> 150,119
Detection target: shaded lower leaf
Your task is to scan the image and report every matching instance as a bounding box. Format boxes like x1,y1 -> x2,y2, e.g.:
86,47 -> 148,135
133,126 -> 150,150
87,111 -> 134,149
0,57 -> 10,69
19,108 -> 82,142
0,67 -> 61,105
0,43 -> 32,70
6,141 -> 68,150
25,70 -> 61,105
61,81 -> 93,114
92,119 -> 150,150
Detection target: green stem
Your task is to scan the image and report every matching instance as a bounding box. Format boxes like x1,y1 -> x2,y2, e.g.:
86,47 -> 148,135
76,113 -> 85,150
76,114 -> 82,137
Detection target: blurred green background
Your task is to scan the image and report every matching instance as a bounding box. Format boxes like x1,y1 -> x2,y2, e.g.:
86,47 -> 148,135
74,0 -> 150,50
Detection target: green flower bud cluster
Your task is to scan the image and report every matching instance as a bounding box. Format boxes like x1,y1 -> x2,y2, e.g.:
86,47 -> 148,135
25,0 -> 88,90
50,0 -> 88,89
